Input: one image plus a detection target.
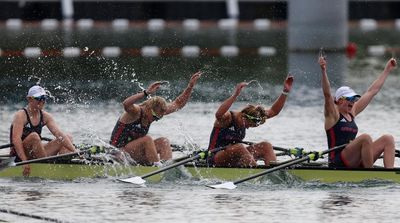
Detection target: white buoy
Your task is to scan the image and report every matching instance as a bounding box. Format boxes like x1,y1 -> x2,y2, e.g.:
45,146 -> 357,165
23,47 -> 42,58
254,19 -> 271,30
367,45 -> 386,57
112,19 -> 129,30
141,46 -> 160,57
41,19 -> 59,30
183,19 -> 200,31
77,19 -> 94,29
6,19 -> 22,29
62,47 -> 81,58
220,46 -> 239,57
102,47 -> 121,58
218,18 -> 238,30
181,46 -> 200,57
360,19 -> 377,31
395,19 -> 400,30
258,46 -> 276,56
148,19 -> 165,31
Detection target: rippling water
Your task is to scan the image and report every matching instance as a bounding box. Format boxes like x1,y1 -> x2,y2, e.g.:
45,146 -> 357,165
1,26 -> 400,222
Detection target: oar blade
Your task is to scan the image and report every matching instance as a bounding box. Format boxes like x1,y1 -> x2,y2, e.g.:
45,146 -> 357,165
118,176 -> 146,185
0,157 -> 16,171
206,181 -> 237,190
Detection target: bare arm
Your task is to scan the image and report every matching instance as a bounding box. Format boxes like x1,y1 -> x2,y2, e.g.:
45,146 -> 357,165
44,112 -> 76,152
210,82 -> 248,128
165,71 -> 202,115
266,75 -> 294,118
122,81 -> 163,114
319,56 -> 339,129
11,111 -> 29,161
353,58 -> 397,116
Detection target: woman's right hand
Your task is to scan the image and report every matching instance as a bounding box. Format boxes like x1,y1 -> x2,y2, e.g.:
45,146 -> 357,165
385,58 -> 397,71
23,164 -> 31,176
319,56 -> 327,71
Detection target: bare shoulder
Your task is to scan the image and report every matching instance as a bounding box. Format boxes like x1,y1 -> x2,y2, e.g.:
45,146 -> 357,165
41,110 -> 55,123
13,110 -> 27,123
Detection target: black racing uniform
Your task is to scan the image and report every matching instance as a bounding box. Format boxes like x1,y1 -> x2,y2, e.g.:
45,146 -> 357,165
9,108 -> 45,162
326,113 -> 358,167
110,108 -> 149,148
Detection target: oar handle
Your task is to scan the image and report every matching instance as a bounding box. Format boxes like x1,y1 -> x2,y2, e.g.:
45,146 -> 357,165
1,137 -> 52,150
14,151 -> 82,166
140,146 -> 227,179
233,144 -> 347,185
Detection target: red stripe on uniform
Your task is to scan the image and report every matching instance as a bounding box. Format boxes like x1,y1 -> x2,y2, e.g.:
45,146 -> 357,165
328,128 -> 336,161
111,122 -> 126,146
208,128 -> 220,150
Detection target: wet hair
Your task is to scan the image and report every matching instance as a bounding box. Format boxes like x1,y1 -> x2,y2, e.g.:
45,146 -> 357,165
241,104 -> 267,125
140,96 -> 167,113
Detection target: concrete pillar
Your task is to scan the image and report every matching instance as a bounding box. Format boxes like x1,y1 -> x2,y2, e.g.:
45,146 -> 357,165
288,0 -> 348,51
61,0 -> 74,20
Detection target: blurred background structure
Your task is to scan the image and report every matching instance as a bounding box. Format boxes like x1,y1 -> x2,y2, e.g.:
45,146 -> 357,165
0,0 -> 400,20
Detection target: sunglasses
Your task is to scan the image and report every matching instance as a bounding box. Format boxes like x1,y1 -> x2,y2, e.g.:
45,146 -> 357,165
32,95 -> 47,102
243,113 -> 262,125
341,96 -> 359,103
151,109 -> 163,121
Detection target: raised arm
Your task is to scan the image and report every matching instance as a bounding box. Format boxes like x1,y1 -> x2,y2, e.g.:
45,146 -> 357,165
122,81 -> 163,114
44,112 -> 76,152
214,82 -> 248,124
165,71 -> 201,115
319,56 -> 339,129
266,75 -> 294,118
353,58 -> 397,116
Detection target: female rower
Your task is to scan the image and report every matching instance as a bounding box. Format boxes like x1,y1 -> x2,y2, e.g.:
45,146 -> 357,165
10,85 -> 77,176
110,71 -> 201,166
207,76 -> 294,167
319,56 -> 396,168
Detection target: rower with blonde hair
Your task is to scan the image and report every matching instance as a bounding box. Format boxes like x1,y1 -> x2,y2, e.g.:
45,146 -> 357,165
110,71 -> 201,166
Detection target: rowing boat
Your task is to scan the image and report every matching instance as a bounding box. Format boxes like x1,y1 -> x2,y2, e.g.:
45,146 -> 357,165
1,161 -> 400,183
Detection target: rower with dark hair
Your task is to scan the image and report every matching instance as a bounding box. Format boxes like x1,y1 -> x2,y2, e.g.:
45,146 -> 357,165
207,76 -> 294,167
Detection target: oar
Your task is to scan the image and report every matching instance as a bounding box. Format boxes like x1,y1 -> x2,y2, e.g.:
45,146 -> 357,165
0,137 -> 52,150
0,151 -> 84,172
118,146 -> 228,185
207,144 -> 347,190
